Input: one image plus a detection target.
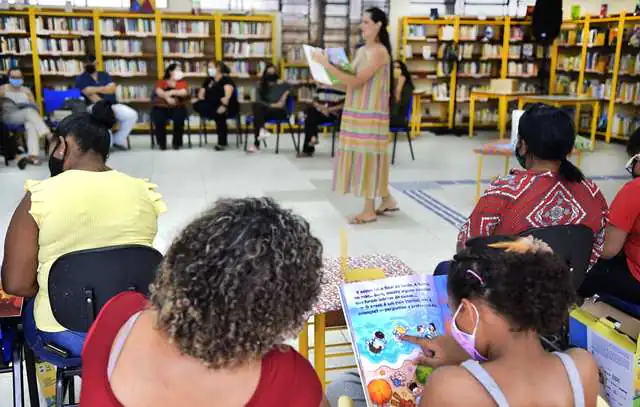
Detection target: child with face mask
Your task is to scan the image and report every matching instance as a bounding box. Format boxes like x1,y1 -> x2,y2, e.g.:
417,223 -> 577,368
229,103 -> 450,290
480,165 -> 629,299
0,67 -> 52,169
579,130 -> 640,304
152,63 -> 190,150
326,236 -> 600,407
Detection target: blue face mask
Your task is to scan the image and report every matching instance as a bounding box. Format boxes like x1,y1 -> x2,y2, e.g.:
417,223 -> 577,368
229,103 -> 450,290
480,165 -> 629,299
9,78 -> 23,88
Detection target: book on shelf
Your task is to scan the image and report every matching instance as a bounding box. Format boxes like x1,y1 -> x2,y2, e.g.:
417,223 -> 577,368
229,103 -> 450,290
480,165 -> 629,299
222,21 -> 271,38
104,60 -> 148,76
161,21 -> 210,37
284,67 -> 311,84
164,60 -> 209,77
36,17 -> 93,35
229,60 -> 266,77
286,48 -> 305,63
339,274 -> 450,407
0,16 -> 27,33
0,289 -> 23,319
0,37 -> 32,55
39,58 -> 83,76
102,39 -> 144,55
162,40 -> 206,56
100,18 -> 155,36
37,38 -> 86,55
224,42 -> 272,58
116,85 -> 150,102
302,45 -> 353,86
439,25 -> 455,41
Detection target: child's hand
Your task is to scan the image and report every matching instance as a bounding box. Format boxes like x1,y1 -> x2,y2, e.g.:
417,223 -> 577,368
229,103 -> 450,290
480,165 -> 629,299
402,334 -> 469,368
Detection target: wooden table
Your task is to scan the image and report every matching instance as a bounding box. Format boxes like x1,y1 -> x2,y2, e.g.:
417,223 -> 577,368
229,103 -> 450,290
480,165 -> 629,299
299,255 -> 414,387
517,94 -> 600,151
469,91 -> 534,139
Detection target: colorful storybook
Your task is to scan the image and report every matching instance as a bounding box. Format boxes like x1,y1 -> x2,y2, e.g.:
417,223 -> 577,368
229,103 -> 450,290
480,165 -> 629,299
303,44 -> 353,86
339,274 -> 450,407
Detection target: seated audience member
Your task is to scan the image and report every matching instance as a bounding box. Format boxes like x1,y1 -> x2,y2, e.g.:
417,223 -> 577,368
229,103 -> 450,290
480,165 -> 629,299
1,100 -> 166,361
193,61 -> 239,151
249,63 -> 291,153
580,131 -> 640,303
152,63 -> 189,150
391,59 -> 414,128
75,55 -> 138,151
327,236 -> 599,407
457,104 -> 608,267
0,67 -> 52,169
80,197 -> 328,407
298,84 -> 345,157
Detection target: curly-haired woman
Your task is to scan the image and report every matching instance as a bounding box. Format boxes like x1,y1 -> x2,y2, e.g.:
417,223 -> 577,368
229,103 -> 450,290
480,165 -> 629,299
80,197 -> 328,407
327,236 -> 599,407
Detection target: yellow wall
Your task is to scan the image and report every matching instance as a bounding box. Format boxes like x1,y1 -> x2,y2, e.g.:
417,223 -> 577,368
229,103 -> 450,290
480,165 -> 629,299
564,0 -> 636,18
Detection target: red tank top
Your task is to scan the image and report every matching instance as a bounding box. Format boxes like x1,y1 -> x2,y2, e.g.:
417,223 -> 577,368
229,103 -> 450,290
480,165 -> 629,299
80,292 -> 323,407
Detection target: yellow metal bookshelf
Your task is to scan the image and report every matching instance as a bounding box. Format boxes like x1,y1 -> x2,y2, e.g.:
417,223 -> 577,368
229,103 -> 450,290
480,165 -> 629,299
0,7 -> 278,132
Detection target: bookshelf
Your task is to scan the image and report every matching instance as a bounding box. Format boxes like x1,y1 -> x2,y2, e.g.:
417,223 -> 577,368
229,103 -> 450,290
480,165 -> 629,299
0,8 -> 279,133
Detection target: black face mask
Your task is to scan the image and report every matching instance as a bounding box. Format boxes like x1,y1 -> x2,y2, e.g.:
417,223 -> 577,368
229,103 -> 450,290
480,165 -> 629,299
48,139 -> 66,177
85,64 -> 96,74
515,141 -> 527,169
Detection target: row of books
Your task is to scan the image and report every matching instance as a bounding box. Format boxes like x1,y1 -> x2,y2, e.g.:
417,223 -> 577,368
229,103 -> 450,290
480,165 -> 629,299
102,39 -> 144,55
457,43 -> 502,60
556,75 -> 578,94
557,55 -> 581,72
37,38 -> 86,55
223,42 -> 272,58
611,113 -> 640,138
458,62 -> 496,77
0,37 -> 31,55
163,60 -> 211,76
507,61 -> 538,77
283,67 -> 311,83
473,108 -> 498,125
116,85 -> 150,101
285,48 -> 305,63
407,24 -> 437,39
100,19 -> 156,36
221,22 -> 271,37
0,16 -> 27,33
228,61 -> 267,77
559,29 -> 580,46
456,83 -> 484,101
432,83 -> 450,101
162,40 -> 206,56
585,52 -> 612,73
508,44 -> 537,59
161,21 -> 210,36
618,54 -> 640,76
584,78 -> 612,99
39,59 -> 83,76
616,82 -> 640,104
104,60 -> 148,76
36,17 -> 93,34
0,57 -> 21,73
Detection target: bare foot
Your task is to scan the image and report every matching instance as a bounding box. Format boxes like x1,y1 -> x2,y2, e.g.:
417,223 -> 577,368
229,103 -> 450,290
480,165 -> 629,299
376,196 -> 399,215
348,212 -> 377,225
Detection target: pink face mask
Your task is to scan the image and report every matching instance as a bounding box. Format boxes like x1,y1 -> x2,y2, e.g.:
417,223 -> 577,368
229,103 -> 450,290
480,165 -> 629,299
451,302 -> 487,362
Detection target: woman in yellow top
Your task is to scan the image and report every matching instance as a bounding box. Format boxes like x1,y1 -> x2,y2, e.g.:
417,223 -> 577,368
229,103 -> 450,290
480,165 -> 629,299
1,100 -> 166,361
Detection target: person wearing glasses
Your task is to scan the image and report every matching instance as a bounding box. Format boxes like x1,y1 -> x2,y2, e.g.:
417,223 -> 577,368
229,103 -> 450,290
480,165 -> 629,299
579,131 -> 640,304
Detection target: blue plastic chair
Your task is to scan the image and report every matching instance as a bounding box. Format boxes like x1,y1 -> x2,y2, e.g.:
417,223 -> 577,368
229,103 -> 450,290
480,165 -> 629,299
598,295 -> 640,319
43,88 -> 83,120
296,115 -> 340,157
390,95 -> 416,165
245,96 -> 298,154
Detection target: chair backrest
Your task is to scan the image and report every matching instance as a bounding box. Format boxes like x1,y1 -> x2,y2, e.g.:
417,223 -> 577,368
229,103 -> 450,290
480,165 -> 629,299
465,225 -> 594,292
48,245 -> 163,332
518,225 -> 594,291
43,88 -> 83,115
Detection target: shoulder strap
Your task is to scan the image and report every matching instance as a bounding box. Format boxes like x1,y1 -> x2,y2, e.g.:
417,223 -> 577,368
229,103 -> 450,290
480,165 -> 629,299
460,360 -> 510,407
553,352 -> 586,407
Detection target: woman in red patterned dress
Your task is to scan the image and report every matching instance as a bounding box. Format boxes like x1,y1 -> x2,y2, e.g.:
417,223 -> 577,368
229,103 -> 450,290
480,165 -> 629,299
457,104 -> 608,268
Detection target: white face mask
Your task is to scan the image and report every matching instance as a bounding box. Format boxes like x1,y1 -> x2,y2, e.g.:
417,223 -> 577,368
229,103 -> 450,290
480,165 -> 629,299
173,70 -> 184,81
208,67 -> 217,77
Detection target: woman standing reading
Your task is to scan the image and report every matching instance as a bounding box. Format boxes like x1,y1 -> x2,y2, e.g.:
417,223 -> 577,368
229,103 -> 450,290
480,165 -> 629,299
313,7 -> 396,224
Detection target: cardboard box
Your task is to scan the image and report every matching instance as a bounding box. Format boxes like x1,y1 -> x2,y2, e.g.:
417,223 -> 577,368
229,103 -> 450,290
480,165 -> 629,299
489,79 -> 518,94
569,301 -> 640,407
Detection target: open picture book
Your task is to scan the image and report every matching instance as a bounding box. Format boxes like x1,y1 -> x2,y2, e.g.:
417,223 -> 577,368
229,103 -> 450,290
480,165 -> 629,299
0,289 -> 24,318
339,274 -> 450,407
302,44 -> 353,86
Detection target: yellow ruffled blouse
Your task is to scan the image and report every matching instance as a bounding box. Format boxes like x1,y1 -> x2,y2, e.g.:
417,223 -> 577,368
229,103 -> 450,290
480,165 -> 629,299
25,170 -> 167,333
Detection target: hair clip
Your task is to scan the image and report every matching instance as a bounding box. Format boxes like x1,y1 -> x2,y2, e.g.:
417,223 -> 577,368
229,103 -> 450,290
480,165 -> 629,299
488,236 -> 552,254
466,269 -> 484,286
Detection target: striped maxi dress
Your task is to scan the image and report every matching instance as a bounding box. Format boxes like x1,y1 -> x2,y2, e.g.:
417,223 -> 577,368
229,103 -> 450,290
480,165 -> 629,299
332,47 -> 391,200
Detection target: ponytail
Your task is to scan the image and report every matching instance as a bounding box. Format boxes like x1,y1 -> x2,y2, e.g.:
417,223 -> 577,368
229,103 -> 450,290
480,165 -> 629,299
559,159 -> 585,183
366,7 -> 393,119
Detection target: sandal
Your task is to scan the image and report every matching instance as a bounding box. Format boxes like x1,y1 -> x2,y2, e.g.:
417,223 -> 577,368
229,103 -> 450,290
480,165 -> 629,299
375,206 -> 400,215
348,214 -> 377,225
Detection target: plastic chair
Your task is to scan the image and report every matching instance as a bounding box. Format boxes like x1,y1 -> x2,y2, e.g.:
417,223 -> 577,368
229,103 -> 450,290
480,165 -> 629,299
24,244 -> 163,407
597,294 -> 640,319
198,89 -> 243,148
390,95 -> 416,165
295,115 -> 340,157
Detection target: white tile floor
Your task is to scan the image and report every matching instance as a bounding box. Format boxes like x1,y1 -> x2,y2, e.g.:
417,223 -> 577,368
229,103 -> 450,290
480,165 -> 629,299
0,131 -> 631,405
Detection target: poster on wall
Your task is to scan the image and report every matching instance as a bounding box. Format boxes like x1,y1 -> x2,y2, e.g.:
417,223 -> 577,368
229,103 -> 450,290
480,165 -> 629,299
131,0 -> 155,13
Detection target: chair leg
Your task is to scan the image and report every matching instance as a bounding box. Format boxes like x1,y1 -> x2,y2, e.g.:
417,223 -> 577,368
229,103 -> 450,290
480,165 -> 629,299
187,120 -> 192,149
150,120 -> 155,150
68,375 -> 75,405
391,132 -> 398,165
199,119 -> 204,148
23,345 -> 39,407
406,131 -> 415,161
55,369 -> 65,407
12,339 -> 24,407
275,124 -> 281,154
289,123 -> 298,153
